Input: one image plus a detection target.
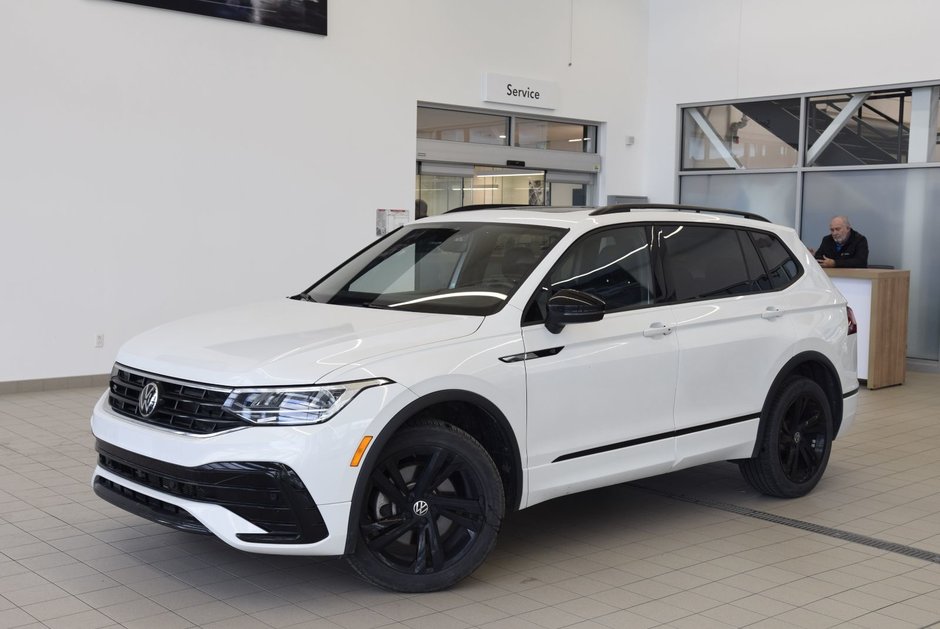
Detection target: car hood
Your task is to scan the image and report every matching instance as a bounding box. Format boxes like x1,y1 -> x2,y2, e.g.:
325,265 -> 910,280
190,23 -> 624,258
116,299 -> 483,387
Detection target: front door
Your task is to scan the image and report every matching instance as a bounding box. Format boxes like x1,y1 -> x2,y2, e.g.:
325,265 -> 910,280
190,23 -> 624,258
520,225 -> 679,506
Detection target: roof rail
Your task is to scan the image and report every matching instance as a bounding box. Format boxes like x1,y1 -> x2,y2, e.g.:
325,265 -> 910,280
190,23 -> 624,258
445,203 -> 523,214
590,203 -> 771,223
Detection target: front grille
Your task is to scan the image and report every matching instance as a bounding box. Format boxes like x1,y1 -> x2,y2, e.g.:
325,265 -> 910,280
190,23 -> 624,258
108,365 -> 245,434
96,440 -> 329,544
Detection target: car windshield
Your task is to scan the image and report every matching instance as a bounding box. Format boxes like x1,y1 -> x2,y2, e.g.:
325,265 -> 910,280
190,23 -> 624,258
304,222 -> 567,315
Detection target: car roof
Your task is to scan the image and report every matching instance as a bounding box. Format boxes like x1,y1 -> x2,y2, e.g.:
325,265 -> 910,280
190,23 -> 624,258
421,203 -> 779,232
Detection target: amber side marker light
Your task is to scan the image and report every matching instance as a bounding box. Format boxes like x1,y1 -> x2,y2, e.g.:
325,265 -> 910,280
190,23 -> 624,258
350,436 -> 373,467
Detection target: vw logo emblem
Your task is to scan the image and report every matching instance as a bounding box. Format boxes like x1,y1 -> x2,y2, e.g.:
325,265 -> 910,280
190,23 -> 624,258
412,500 -> 430,517
138,382 -> 160,418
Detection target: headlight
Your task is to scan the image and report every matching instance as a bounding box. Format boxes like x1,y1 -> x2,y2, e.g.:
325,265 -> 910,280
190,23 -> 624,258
222,378 -> 392,425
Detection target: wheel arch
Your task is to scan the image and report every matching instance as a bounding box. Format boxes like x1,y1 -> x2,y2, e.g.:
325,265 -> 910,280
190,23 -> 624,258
750,351 -> 846,458
343,389 -> 523,555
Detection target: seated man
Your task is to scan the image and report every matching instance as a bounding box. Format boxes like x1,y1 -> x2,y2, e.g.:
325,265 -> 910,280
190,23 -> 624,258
814,215 -> 869,268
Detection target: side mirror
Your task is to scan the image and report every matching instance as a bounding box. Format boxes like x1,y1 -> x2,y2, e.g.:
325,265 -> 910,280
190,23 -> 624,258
545,289 -> 605,334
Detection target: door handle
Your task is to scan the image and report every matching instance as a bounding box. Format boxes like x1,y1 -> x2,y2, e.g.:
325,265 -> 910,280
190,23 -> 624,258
761,306 -> 784,320
642,322 -> 673,337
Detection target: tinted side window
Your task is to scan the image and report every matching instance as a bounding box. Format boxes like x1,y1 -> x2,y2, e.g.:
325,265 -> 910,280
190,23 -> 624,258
737,230 -> 769,289
750,231 -> 800,289
662,225 -> 761,300
525,226 -> 654,323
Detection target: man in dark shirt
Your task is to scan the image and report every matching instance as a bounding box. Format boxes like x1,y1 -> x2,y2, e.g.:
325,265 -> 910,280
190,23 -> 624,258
814,216 -> 869,268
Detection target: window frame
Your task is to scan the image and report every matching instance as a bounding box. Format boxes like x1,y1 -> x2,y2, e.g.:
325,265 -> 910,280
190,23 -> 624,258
522,224 -> 663,326
656,223 -> 804,304
306,221 -> 568,316
521,222 -> 805,326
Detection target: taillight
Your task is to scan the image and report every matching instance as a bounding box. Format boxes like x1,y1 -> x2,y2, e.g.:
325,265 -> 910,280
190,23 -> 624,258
847,305 -> 857,335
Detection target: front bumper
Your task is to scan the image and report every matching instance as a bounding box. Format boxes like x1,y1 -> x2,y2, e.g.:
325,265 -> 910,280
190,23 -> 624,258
90,382 -> 414,556
94,440 -> 329,544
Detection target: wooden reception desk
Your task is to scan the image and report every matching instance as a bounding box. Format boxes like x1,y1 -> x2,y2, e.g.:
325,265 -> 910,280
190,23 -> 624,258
825,268 -> 910,389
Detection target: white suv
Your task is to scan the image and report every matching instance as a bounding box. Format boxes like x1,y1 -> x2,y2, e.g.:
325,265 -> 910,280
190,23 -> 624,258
91,204 -> 858,592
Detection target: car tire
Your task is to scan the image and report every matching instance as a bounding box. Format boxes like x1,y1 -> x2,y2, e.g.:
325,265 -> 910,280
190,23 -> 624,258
347,419 -> 505,592
739,376 -> 833,498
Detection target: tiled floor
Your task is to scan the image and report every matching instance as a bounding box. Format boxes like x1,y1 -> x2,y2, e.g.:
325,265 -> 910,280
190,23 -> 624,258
2,373 -> 940,628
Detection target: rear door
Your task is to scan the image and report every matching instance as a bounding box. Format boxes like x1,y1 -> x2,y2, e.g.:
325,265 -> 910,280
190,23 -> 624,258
660,225 -> 800,467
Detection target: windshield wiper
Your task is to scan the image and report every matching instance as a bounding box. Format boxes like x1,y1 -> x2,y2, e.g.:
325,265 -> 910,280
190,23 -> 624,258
289,293 -> 317,302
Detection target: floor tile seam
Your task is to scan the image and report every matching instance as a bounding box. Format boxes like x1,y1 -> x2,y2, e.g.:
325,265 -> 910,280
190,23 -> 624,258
758,597 -> 900,626
58,541 -> 228,600
904,594 -> 940,616
633,485 -> 940,568
575,598 -> 703,626
2,581 -> 78,612
94,602 -> 187,627
7,550 -> 129,600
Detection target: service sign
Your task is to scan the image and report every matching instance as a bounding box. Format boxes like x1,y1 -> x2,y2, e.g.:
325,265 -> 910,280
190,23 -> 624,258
483,73 -> 559,110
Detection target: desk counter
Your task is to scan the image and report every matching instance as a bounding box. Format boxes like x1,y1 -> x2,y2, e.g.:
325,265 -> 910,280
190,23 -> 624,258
824,268 -> 910,389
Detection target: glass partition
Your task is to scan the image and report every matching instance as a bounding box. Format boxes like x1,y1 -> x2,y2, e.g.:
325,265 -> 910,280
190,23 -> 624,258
806,90 -> 910,166
681,100 -> 800,170
679,173 -> 798,227
679,84 -> 940,363
417,107 -> 509,146
515,118 -> 597,153
803,169 -> 940,360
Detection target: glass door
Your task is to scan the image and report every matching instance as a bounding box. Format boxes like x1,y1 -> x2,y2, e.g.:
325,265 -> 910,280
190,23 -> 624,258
470,166 -> 546,205
417,164 -> 596,216
546,170 -> 594,206
547,182 -> 590,206
416,165 -> 547,216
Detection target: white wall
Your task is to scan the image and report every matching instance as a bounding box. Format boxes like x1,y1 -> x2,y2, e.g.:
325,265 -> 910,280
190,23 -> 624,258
0,0 -> 649,383
646,0 -> 940,202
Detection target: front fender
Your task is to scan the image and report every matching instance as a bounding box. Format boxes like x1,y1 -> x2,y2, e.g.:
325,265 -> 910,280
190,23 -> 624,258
343,389 -> 522,555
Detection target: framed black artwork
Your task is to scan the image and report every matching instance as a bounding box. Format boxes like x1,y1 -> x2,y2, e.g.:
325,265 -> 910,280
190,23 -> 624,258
111,0 -> 327,36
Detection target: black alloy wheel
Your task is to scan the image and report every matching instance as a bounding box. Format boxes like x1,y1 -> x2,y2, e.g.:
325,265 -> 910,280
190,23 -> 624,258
739,376 -> 833,498
347,420 -> 504,592
777,388 -> 828,484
